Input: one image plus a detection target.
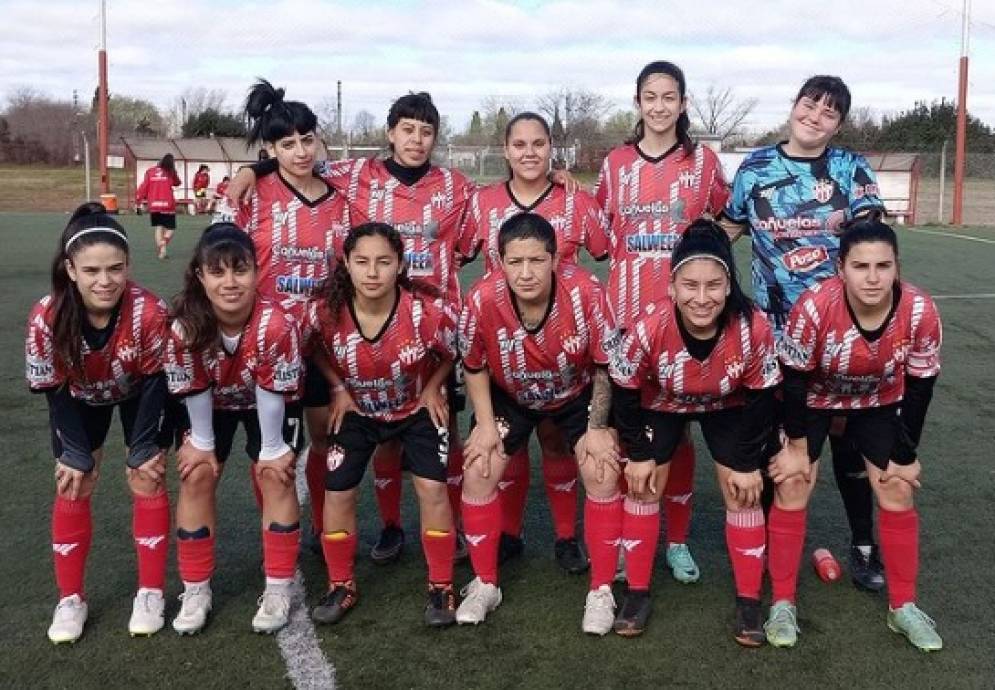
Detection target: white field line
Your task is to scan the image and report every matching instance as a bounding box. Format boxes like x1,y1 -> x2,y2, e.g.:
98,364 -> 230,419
275,449 -> 336,690
932,293 -> 995,300
911,227 -> 995,245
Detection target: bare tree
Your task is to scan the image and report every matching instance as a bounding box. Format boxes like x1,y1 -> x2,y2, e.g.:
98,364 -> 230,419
689,85 -> 758,144
2,87 -> 78,164
165,87 -> 229,136
536,88 -> 612,143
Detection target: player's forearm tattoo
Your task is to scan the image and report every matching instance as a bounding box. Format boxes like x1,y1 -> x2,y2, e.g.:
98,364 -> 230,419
588,367 -> 611,429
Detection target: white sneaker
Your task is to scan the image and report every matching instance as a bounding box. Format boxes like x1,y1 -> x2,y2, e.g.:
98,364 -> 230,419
128,588 -> 165,637
252,585 -> 292,634
582,585 -> 616,636
172,582 -> 213,635
48,594 -> 88,644
455,577 -> 502,625
613,550 -> 627,583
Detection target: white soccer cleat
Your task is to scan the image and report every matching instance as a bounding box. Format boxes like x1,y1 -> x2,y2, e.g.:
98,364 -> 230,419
128,588 -> 165,637
455,577 -> 502,625
172,582 -> 213,635
582,585 -> 616,636
48,594 -> 88,644
252,585 -> 292,634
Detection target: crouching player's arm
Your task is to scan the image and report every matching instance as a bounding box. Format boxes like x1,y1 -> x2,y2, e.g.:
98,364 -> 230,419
769,366 -> 812,485
463,368 -> 504,479
885,372 -> 938,490
577,366 -> 620,484
611,383 -> 656,497
724,386 -> 776,509
417,357 -> 453,430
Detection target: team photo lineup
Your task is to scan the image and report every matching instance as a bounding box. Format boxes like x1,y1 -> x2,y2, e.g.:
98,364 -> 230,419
28,58 -> 950,661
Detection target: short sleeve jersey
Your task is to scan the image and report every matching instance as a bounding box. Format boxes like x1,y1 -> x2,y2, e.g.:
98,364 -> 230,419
779,277 -> 941,410
460,265 -> 617,412
304,289 -> 456,422
316,158 -> 475,310
165,298 -> 302,411
610,301 -> 781,413
595,143 -> 729,329
459,181 -> 609,274
726,144 -> 885,317
236,173 -> 348,322
26,283 -> 168,405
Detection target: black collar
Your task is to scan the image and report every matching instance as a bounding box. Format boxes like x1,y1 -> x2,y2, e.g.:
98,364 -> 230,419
675,309 -> 725,362
277,170 -> 333,207
506,180 -> 554,212
384,158 -> 432,187
348,286 -> 400,344
82,298 -> 123,352
510,275 -> 556,335
635,140 -> 681,164
846,284 -> 901,343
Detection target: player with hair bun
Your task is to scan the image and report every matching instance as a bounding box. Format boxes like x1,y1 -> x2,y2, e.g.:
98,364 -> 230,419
768,216 -> 943,651
604,220 -> 780,642
459,110 -> 610,573
136,153 -> 181,260
166,224 -> 302,636
237,78 -> 349,547
595,60 -> 731,585
27,203 -> 171,643
305,222 -> 459,627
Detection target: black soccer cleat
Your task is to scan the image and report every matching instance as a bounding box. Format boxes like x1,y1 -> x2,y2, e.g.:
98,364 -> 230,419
311,581 -> 358,625
301,530 -> 323,559
554,537 -> 590,575
497,533 -> 525,566
424,583 -> 458,628
613,589 -> 652,637
370,524 -> 405,565
733,596 -> 765,648
849,544 -> 885,592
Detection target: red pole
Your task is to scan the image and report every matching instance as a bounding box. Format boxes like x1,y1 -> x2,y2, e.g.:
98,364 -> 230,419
952,55 -> 968,225
99,48 -> 109,194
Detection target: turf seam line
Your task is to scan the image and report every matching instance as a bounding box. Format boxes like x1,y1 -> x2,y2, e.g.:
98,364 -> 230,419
912,228 -> 995,245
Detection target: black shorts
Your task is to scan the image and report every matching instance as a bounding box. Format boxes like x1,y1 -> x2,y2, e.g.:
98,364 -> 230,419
50,396 -> 174,459
487,385 -> 591,456
325,408 -> 448,491
448,364 -> 465,414
150,212 -> 176,229
173,406 -> 297,463
805,405 -> 900,470
302,357 -> 331,408
641,408 -> 737,468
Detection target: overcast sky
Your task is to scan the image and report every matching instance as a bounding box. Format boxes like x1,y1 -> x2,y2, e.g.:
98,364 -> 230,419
2,0 -> 993,136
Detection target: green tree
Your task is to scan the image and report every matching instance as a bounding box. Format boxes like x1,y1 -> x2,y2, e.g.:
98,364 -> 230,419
182,108 -> 246,138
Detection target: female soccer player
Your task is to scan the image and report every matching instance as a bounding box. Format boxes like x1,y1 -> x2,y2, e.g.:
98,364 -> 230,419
136,153 -> 181,260
166,224 -> 302,636
305,222 -> 459,627
725,75 -> 888,592
238,79 -> 349,548
459,111 -> 610,573
602,221 -> 780,642
595,60 -> 730,583
456,213 -> 618,625
768,216 -> 942,651
26,203 -> 171,643
193,164 -> 211,214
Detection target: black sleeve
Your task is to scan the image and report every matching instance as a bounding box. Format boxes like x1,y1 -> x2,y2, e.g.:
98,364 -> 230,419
126,372 -> 168,469
781,366 -> 809,440
46,386 -> 95,473
892,374 -> 937,465
611,383 -> 653,462
729,387 -> 776,472
249,157 -> 279,178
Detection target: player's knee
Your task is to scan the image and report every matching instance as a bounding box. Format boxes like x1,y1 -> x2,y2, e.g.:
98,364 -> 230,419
873,477 -> 914,510
180,463 -> 218,494
461,463 -> 499,498
126,471 -> 162,497
775,475 -> 812,508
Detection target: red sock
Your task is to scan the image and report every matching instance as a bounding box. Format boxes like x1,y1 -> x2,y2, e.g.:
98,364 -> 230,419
177,534 -> 215,584
52,496 -> 92,598
584,493 -> 623,589
372,445 -> 403,528
249,464 -> 263,511
305,448 -> 326,534
622,497 -> 661,590
542,453 -> 578,540
499,447 -> 530,537
321,532 -> 357,583
725,508 -> 765,599
446,443 -> 463,521
767,505 -> 807,603
132,492 -> 169,591
421,529 -> 456,584
663,439 -> 695,544
461,492 -> 500,585
263,526 -> 300,580
878,507 -> 919,608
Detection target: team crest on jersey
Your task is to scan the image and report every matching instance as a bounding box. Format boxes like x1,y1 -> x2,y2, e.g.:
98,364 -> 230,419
644,425 -> 654,442
117,342 -> 137,363
678,169 -> 696,188
813,179 -> 835,204
397,340 -> 426,366
548,214 -> 567,233
783,246 -> 829,272
725,358 -> 745,379
561,333 -> 585,355
327,444 -> 345,472
431,191 -> 446,209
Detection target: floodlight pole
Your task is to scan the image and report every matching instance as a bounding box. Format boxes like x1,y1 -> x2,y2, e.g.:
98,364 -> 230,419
98,0 -> 110,194
952,0 -> 969,225
82,131 -> 92,202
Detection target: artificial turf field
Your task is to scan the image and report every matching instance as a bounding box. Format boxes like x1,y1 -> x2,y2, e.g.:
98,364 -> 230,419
0,212 -> 993,689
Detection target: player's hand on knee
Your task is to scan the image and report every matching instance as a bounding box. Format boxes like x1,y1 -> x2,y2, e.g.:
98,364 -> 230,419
257,448 -> 296,487
879,459 -> 922,490
624,459 -> 656,497
464,422 -> 502,472
769,439 -> 810,484
54,461 -> 87,500
726,469 -> 762,509
579,429 -> 620,483
177,441 -> 220,481
328,389 -> 359,435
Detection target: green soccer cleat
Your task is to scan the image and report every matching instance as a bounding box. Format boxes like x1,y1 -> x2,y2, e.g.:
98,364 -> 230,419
764,600 -> 800,648
665,543 -> 700,584
887,603 -> 943,652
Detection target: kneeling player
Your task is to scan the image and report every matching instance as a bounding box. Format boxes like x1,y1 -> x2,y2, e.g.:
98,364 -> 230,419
304,222 -> 459,627
599,221 -> 780,641
27,204 -> 171,643
456,212 -> 618,625
768,216 -> 943,651
166,224 -> 302,635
